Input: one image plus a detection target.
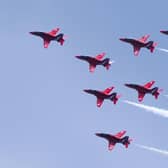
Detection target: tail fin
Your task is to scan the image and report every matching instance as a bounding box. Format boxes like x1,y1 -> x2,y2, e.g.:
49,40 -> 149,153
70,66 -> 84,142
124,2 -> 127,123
150,42 -> 157,53
110,93 -> 121,104
55,33 -> 66,45
124,138 -> 132,148
146,41 -> 157,53
121,136 -> 132,148
102,58 -> 113,70
59,38 -> 65,45
151,87 -> 163,99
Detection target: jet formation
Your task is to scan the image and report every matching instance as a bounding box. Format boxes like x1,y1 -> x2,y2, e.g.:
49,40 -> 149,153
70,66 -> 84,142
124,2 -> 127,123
29,27 -> 168,151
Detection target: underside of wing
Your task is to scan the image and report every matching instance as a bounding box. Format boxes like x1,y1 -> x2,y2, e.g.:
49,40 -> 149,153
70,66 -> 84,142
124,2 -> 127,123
95,52 -> 106,60
144,80 -> 155,89
115,130 -> 126,139
43,40 -> 51,48
108,141 -> 116,151
133,46 -> 140,56
103,86 -> 114,95
138,92 -> 145,102
97,98 -> 104,107
89,64 -> 96,72
48,28 -> 60,36
138,34 -> 150,43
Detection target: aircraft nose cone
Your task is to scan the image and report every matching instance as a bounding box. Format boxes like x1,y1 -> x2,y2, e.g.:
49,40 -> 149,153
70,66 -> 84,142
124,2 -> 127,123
75,55 -> 80,59
124,84 -> 130,87
95,133 -> 101,137
83,89 -> 89,93
29,31 -> 35,35
119,38 -> 125,41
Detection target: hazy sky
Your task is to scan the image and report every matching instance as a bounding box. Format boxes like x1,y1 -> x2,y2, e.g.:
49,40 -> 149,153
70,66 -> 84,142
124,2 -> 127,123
0,0 -> 168,167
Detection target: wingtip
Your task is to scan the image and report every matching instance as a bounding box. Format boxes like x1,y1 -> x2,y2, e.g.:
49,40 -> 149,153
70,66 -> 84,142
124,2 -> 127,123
97,104 -> 101,108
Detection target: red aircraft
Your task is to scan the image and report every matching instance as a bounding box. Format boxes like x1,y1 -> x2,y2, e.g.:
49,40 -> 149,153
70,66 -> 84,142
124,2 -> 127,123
160,30 -> 168,35
83,86 -> 121,107
95,130 -> 132,151
75,52 -> 113,73
125,80 -> 162,102
120,35 -> 157,56
29,27 -> 66,48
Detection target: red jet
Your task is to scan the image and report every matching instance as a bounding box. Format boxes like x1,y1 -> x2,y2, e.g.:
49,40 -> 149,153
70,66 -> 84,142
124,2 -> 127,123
120,35 -> 157,56
29,27 -> 66,48
83,86 -> 121,107
75,52 -> 113,73
125,80 -> 162,102
160,30 -> 168,35
96,130 -> 132,151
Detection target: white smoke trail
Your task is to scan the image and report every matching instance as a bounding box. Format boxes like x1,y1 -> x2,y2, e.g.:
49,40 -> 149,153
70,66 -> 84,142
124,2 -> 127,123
156,47 -> 168,53
135,144 -> 168,156
124,100 -> 168,118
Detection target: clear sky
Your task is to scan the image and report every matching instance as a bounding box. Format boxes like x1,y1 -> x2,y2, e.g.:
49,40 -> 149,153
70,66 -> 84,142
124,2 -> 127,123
0,0 -> 168,167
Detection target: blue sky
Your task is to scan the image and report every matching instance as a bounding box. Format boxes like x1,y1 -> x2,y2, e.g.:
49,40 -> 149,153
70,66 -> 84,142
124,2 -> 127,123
0,0 -> 168,167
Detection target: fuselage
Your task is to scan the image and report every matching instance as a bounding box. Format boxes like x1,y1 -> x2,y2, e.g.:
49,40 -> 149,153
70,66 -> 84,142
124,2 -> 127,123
83,89 -> 116,100
76,56 -> 105,65
83,89 -> 111,99
120,38 -> 147,47
30,31 -> 63,41
125,84 -> 156,94
96,133 -> 129,145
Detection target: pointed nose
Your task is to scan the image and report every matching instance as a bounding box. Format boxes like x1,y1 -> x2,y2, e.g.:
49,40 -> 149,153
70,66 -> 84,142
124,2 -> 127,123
124,83 -> 130,87
95,133 -> 101,137
75,55 -> 80,59
83,89 -> 89,93
119,38 -> 125,41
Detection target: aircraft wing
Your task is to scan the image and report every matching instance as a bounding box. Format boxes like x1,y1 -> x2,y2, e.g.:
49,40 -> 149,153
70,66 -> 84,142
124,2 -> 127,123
138,92 -> 145,102
115,130 -> 126,139
108,141 -> 116,150
97,98 -> 104,107
103,86 -> 114,95
89,64 -> 96,72
133,46 -> 141,56
48,28 -> 60,36
138,34 -> 150,43
144,80 -> 155,89
95,52 -> 106,60
43,40 -> 51,48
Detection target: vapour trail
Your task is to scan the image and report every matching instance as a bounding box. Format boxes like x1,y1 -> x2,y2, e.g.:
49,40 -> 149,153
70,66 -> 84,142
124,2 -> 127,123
135,144 -> 168,156
124,100 -> 168,118
156,47 -> 168,53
